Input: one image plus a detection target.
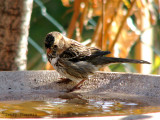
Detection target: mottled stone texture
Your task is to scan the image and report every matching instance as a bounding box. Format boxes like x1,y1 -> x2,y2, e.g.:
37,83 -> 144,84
0,70 -> 159,97
0,0 -> 33,70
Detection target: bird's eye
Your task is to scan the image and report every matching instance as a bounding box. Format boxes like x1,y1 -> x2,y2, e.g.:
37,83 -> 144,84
45,34 -> 55,48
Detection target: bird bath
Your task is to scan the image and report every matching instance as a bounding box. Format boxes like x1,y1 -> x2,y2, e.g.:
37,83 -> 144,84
0,70 -> 160,119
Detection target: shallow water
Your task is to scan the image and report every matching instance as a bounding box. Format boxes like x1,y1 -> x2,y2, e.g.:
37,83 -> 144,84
0,92 -> 160,118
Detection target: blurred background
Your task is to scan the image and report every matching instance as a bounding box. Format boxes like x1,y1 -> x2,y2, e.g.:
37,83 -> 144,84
28,0 -> 160,74
0,0 -> 159,74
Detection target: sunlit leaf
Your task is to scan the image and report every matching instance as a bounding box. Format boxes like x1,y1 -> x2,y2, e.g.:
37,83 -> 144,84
122,0 -> 131,8
61,0 -> 71,7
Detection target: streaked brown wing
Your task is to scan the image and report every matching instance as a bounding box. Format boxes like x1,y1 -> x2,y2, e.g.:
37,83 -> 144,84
60,42 -> 111,62
59,42 -> 90,59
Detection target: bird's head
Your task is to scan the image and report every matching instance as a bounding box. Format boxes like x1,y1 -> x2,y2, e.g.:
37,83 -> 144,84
45,32 -> 69,56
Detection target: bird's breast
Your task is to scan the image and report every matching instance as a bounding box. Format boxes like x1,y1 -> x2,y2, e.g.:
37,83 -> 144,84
50,57 -> 59,69
51,57 -> 58,64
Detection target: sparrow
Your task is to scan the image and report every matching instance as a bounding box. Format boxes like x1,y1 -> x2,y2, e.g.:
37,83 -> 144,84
44,31 -> 150,92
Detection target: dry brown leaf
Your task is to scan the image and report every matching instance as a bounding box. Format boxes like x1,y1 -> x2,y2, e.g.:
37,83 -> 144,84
103,0 -> 121,51
79,1 -> 89,36
118,29 -> 139,58
67,0 -> 81,38
90,17 -> 102,48
109,0 -> 136,52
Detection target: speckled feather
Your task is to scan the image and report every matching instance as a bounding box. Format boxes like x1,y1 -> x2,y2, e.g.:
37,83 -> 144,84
45,32 -> 150,81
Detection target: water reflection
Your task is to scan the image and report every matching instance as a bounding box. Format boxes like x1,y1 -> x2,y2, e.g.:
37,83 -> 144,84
0,91 -> 160,118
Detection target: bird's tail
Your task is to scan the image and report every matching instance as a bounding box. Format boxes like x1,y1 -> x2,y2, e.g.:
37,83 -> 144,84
92,57 -> 151,65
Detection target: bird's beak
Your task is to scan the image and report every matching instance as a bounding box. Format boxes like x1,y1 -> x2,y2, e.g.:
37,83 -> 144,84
46,48 -> 51,54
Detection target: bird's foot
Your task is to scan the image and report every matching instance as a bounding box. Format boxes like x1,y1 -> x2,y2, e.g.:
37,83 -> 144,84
67,79 -> 86,92
67,85 -> 81,93
56,78 -> 72,84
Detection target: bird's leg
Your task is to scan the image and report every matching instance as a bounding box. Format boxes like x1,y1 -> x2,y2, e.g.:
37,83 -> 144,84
68,79 -> 86,92
56,78 -> 72,84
